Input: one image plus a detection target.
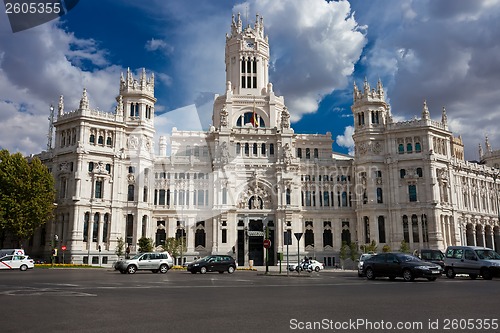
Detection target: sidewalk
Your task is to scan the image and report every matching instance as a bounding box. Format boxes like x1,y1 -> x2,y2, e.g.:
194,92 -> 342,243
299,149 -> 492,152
242,264 -> 356,275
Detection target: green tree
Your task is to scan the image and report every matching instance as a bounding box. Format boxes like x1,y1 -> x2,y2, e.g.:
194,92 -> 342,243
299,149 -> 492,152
0,150 -> 55,247
162,237 -> 186,263
382,244 -> 391,252
339,241 -> 349,270
349,242 -> 359,262
399,240 -> 410,253
137,237 -> 153,253
115,237 -> 125,258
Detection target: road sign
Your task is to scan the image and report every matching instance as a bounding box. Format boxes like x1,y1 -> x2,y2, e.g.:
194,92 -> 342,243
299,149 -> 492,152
263,239 -> 271,249
294,232 -> 303,241
61,245 -> 67,251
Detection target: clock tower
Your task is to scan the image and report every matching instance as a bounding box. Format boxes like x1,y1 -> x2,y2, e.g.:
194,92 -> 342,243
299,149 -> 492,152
212,13 -> 285,130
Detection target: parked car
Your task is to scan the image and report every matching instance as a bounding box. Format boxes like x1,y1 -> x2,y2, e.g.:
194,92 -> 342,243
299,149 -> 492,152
288,259 -> 324,272
443,246 -> 500,280
187,255 -> 236,274
0,255 -> 34,271
419,249 -> 445,268
363,252 -> 442,281
115,252 -> 173,274
357,253 -> 376,277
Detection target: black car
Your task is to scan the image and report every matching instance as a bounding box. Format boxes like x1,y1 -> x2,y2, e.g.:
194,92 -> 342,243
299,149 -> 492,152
187,255 -> 237,274
419,249 -> 445,268
363,252 -> 442,281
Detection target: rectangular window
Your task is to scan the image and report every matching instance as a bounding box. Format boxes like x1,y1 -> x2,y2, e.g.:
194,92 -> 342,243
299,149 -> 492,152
95,180 -> 103,199
222,229 -> 227,243
222,188 -> 227,205
409,185 -> 417,202
198,190 -> 205,206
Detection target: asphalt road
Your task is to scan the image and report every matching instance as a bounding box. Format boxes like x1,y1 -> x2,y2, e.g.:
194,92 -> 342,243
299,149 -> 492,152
0,268 -> 499,333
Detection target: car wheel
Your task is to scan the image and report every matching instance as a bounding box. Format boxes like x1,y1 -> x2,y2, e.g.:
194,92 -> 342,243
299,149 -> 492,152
228,266 -> 235,274
427,277 -> 437,281
315,266 -> 320,272
403,269 -> 414,282
20,264 -> 28,271
127,265 -> 137,274
481,268 -> 493,280
445,267 -> 455,279
365,268 -> 375,280
159,264 -> 169,274
469,274 -> 478,280
200,266 -> 207,274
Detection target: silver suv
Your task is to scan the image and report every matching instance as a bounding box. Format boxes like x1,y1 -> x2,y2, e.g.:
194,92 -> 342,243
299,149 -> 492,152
444,246 -> 500,280
115,252 -> 173,274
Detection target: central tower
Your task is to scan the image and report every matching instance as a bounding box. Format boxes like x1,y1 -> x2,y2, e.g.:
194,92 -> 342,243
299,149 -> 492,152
212,14 -> 285,130
226,13 -> 269,94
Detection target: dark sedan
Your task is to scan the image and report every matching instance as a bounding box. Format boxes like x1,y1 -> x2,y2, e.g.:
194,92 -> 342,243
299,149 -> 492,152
187,255 -> 237,274
363,252 -> 442,281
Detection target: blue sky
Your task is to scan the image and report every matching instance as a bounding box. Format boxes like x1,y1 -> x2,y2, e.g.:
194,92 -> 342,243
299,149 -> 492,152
1,0 -> 500,160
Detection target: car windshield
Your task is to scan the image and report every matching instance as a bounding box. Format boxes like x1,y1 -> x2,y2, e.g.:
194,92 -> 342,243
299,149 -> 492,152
130,254 -> 143,260
398,254 -> 420,262
475,249 -> 500,260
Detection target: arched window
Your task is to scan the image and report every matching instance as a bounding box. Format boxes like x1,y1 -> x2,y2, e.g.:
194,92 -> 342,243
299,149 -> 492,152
106,136 -> 112,146
88,162 -> 94,172
415,142 -> 422,153
89,134 -> 95,144
421,214 -> 428,243
195,229 -> 206,248
269,143 -> 274,155
398,144 -> 404,154
244,143 -> 249,156
403,215 -> 409,243
127,184 -> 134,201
253,143 -> 258,155
323,229 -> 333,247
314,148 -> 318,159
376,188 -> 383,203
83,212 -> 89,242
341,191 -> 347,207
103,213 -> 109,243
416,168 -> 423,177
236,143 -> 241,155
407,143 -> 413,153
400,169 -> 406,179
98,135 -> 104,145
412,214 -> 419,243
261,143 -> 266,155
305,148 -> 311,159
378,216 -> 386,243
297,148 -> 302,158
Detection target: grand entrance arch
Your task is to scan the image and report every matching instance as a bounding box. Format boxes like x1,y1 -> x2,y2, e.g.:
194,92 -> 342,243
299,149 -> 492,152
236,215 -> 275,267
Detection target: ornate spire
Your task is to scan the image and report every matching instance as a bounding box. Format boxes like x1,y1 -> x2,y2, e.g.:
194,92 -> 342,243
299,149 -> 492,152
422,100 -> 430,120
441,106 -> 447,125
363,77 -> 370,95
79,88 -> 89,110
376,78 -> 384,97
485,135 -> 492,152
58,95 -> 64,115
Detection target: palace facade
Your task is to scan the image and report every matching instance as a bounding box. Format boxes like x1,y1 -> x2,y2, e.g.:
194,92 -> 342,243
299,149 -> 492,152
29,14 -> 500,266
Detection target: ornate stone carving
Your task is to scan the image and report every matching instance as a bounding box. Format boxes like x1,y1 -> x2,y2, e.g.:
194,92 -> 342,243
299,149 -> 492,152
220,104 -> 228,127
280,106 -> 290,129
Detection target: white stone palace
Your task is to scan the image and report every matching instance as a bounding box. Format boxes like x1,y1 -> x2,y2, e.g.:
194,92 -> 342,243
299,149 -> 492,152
29,14 -> 500,266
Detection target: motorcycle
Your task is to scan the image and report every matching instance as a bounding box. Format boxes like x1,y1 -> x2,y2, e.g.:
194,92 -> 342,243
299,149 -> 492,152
294,260 -> 313,273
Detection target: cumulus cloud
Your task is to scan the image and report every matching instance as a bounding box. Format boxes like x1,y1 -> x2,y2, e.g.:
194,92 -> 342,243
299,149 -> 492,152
353,0 -> 500,159
0,18 -> 124,155
145,38 -> 173,54
336,126 -> 355,155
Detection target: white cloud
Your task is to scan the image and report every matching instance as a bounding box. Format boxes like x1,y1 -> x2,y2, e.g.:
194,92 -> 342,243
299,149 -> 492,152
145,38 -> 173,54
336,126 -> 355,155
0,19 -> 123,155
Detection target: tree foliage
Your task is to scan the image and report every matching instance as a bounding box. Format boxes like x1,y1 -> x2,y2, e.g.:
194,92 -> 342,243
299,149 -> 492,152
399,240 -> 411,253
137,237 -> 154,253
115,237 -> 125,258
339,241 -> 349,269
0,150 -> 55,246
361,240 -> 378,253
162,237 -> 186,260
349,242 -> 359,262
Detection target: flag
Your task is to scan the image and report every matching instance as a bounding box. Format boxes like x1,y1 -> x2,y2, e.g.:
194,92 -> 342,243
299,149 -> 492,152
250,110 -> 257,127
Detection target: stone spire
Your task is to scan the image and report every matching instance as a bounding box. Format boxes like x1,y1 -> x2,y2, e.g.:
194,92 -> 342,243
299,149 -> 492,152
479,143 -> 483,159
485,135 -> 492,152
58,95 -> 64,116
441,106 -> 448,125
422,100 -> 430,120
79,88 -> 89,110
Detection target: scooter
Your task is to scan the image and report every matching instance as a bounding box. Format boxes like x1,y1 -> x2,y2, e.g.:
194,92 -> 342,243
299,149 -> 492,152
295,260 -> 313,273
